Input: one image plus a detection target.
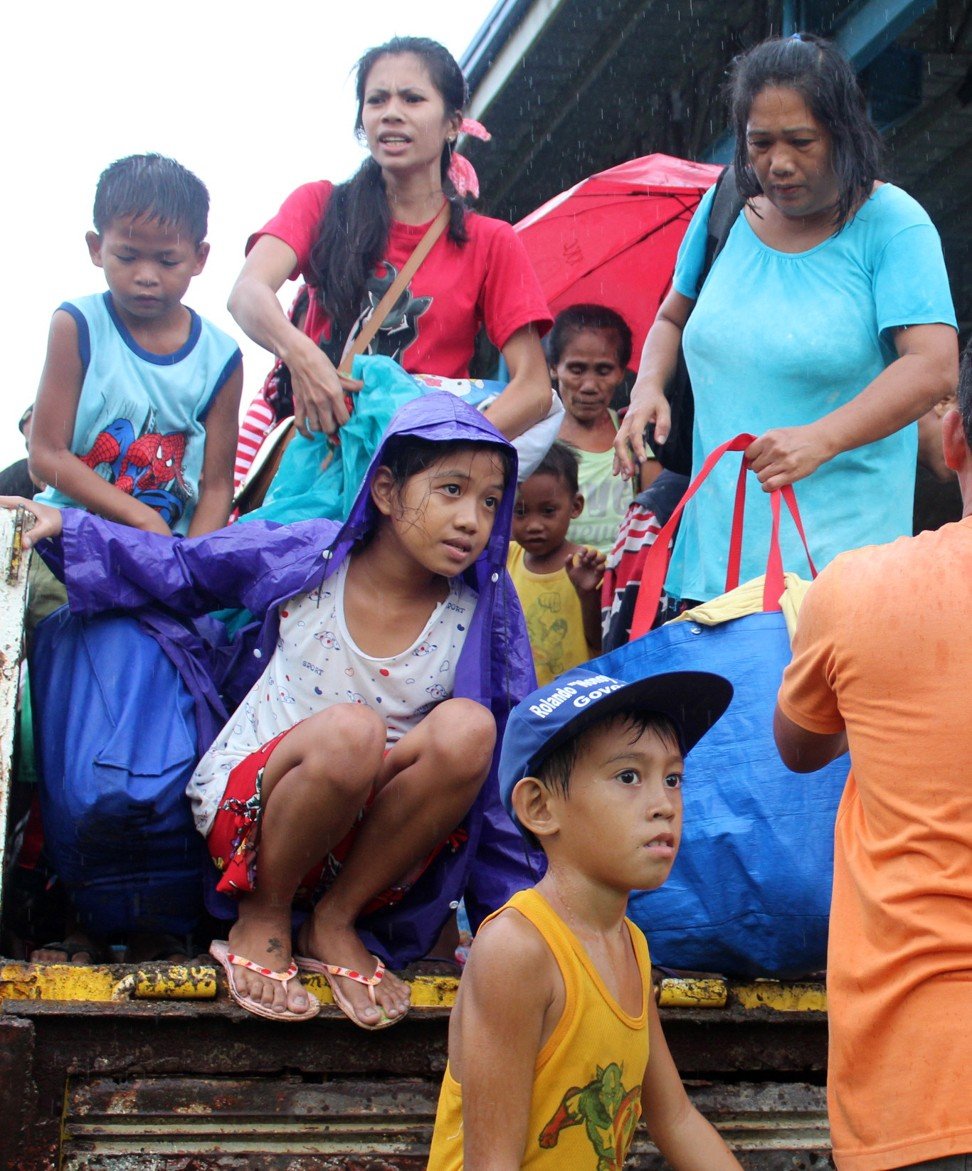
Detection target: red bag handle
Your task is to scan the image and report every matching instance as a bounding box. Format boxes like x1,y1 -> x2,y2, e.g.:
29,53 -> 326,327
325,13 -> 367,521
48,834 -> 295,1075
629,433 -> 818,640
725,450 -> 817,591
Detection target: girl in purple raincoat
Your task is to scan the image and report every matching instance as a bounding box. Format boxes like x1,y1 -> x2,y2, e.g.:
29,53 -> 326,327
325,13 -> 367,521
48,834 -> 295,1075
7,392 -> 540,1025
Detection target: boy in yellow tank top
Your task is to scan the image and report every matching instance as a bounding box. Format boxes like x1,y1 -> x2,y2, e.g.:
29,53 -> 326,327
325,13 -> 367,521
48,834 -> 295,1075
428,668 -> 741,1170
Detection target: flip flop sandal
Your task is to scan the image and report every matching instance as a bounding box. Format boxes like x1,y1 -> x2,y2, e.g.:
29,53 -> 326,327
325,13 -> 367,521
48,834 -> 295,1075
209,940 -> 320,1023
294,952 -> 405,1030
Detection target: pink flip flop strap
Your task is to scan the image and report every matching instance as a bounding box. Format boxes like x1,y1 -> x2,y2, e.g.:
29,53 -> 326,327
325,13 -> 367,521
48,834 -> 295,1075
227,951 -> 299,983
323,957 -> 385,987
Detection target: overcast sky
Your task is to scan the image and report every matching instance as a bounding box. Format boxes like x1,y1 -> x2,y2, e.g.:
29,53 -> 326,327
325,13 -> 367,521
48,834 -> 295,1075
0,0 -> 494,469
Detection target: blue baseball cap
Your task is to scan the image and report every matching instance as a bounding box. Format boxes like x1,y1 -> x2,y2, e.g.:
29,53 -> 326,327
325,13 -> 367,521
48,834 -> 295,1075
498,668 -> 733,829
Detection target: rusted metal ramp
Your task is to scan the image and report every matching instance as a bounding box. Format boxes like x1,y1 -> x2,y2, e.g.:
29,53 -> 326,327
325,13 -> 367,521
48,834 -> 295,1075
57,1076 -> 829,1170
1,960 -> 831,1169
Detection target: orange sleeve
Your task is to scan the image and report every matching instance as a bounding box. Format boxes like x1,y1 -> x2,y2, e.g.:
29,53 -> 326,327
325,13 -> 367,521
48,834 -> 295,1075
777,561 -> 846,735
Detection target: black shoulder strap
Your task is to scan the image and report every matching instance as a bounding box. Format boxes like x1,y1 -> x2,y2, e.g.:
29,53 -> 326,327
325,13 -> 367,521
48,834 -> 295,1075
696,166 -> 745,296
653,167 -> 746,477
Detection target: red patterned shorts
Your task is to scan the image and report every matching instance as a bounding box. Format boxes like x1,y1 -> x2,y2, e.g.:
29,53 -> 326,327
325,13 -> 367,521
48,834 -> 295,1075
207,728 -> 466,912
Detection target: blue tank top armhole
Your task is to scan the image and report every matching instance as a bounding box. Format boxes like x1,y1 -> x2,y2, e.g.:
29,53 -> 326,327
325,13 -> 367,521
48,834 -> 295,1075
200,349 -> 243,420
57,302 -> 91,374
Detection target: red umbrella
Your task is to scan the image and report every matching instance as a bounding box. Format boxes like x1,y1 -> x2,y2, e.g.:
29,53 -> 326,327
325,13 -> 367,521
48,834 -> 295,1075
515,154 -> 724,365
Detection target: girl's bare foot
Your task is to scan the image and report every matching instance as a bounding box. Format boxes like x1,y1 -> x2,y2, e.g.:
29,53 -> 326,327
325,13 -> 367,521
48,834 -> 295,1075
222,913 -> 315,1018
300,913 -> 411,1026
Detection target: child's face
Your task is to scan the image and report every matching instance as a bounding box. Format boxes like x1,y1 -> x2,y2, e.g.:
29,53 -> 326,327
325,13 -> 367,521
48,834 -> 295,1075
86,214 -> 208,325
552,328 -> 626,425
378,448 -> 507,577
552,718 -> 683,894
512,472 -> 581,557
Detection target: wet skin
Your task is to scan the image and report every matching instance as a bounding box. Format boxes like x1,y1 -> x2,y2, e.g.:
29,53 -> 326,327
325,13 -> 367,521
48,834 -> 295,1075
745,86 -> 840,232
554,328 -> 626,432
360,52 -> 460,189
541,719 -> 684,898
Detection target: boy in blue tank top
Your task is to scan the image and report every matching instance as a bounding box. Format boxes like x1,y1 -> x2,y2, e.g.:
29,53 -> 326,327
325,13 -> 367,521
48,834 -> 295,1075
31,153 -> 242,538
23,156 -> 242,966
428,669 -> 742,1170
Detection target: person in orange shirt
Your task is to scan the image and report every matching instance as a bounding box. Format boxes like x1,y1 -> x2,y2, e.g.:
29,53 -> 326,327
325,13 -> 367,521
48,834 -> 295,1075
775,340 -> 972,1171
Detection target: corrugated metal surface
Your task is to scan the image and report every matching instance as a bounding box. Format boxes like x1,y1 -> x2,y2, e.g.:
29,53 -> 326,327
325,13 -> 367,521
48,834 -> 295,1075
2,988 -> 830,1168
62,1076 -> 438,1169
59,1075 -> 831,1169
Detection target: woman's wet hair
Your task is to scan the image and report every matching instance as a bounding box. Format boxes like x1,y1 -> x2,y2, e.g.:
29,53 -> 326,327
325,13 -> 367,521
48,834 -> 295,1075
548,304 -> 633,369
310,37 -> 470,346
93,154 -> 209,245
729,33 -> 883,226
381,435 -> 514,493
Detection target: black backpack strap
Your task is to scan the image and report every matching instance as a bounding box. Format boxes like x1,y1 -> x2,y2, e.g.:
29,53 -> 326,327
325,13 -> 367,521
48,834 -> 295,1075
697,165 -> 745,294
653,166 -> 745,477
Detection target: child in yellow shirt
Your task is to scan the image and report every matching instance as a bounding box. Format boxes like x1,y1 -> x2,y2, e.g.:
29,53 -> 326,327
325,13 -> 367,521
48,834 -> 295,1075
507,443 -> 605,684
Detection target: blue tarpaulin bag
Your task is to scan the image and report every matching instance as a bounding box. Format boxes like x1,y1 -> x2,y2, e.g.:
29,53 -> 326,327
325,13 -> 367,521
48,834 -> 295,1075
30,607 -> 205,937
588,434 -> 849,977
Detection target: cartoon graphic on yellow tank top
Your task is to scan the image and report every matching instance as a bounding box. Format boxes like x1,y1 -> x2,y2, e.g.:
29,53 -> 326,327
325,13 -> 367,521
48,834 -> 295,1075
538,1061 -> 642,1169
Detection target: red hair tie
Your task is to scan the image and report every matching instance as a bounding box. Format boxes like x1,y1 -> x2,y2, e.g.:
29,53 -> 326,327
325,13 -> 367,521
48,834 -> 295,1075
448,118 -> 492,200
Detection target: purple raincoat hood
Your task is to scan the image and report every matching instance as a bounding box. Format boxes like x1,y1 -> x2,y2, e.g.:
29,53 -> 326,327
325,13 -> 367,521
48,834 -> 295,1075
327,391 -> 518,581
319,392 -> 523,713
309,394 -> 543,956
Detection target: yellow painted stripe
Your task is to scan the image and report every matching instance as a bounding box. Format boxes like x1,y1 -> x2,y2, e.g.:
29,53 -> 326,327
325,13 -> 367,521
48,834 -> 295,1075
0,962 -> 459,1008
133,967 -> 219,999
0,962 -> 827,1013
657,977 -> 728,1008
731,981 -> 828,1012
0,962 -> 218,1002
299,972 -> 461,1008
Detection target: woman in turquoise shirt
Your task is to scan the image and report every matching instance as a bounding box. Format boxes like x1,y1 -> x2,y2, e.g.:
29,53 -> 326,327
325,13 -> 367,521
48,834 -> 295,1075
615,33 -> 957,605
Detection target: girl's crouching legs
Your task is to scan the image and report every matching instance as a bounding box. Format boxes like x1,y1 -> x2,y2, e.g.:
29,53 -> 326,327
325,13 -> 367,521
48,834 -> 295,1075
303,699 -> 497,1025
224,704 -> 386,1018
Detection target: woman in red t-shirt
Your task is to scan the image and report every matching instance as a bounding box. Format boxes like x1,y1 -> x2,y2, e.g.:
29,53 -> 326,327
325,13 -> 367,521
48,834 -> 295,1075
229,35 -> 552,451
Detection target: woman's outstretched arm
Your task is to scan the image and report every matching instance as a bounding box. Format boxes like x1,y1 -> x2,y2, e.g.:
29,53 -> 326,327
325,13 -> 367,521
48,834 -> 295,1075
614,290 -> 694,479
228,235 -> 359,438
745,323 -> 958,492
481,324 -> 553,440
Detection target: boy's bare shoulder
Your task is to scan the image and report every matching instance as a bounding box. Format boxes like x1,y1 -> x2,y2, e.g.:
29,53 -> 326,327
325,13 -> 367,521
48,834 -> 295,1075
477,901 -> 547,948
465,902 -> 557,989
48,306 -> 82,342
